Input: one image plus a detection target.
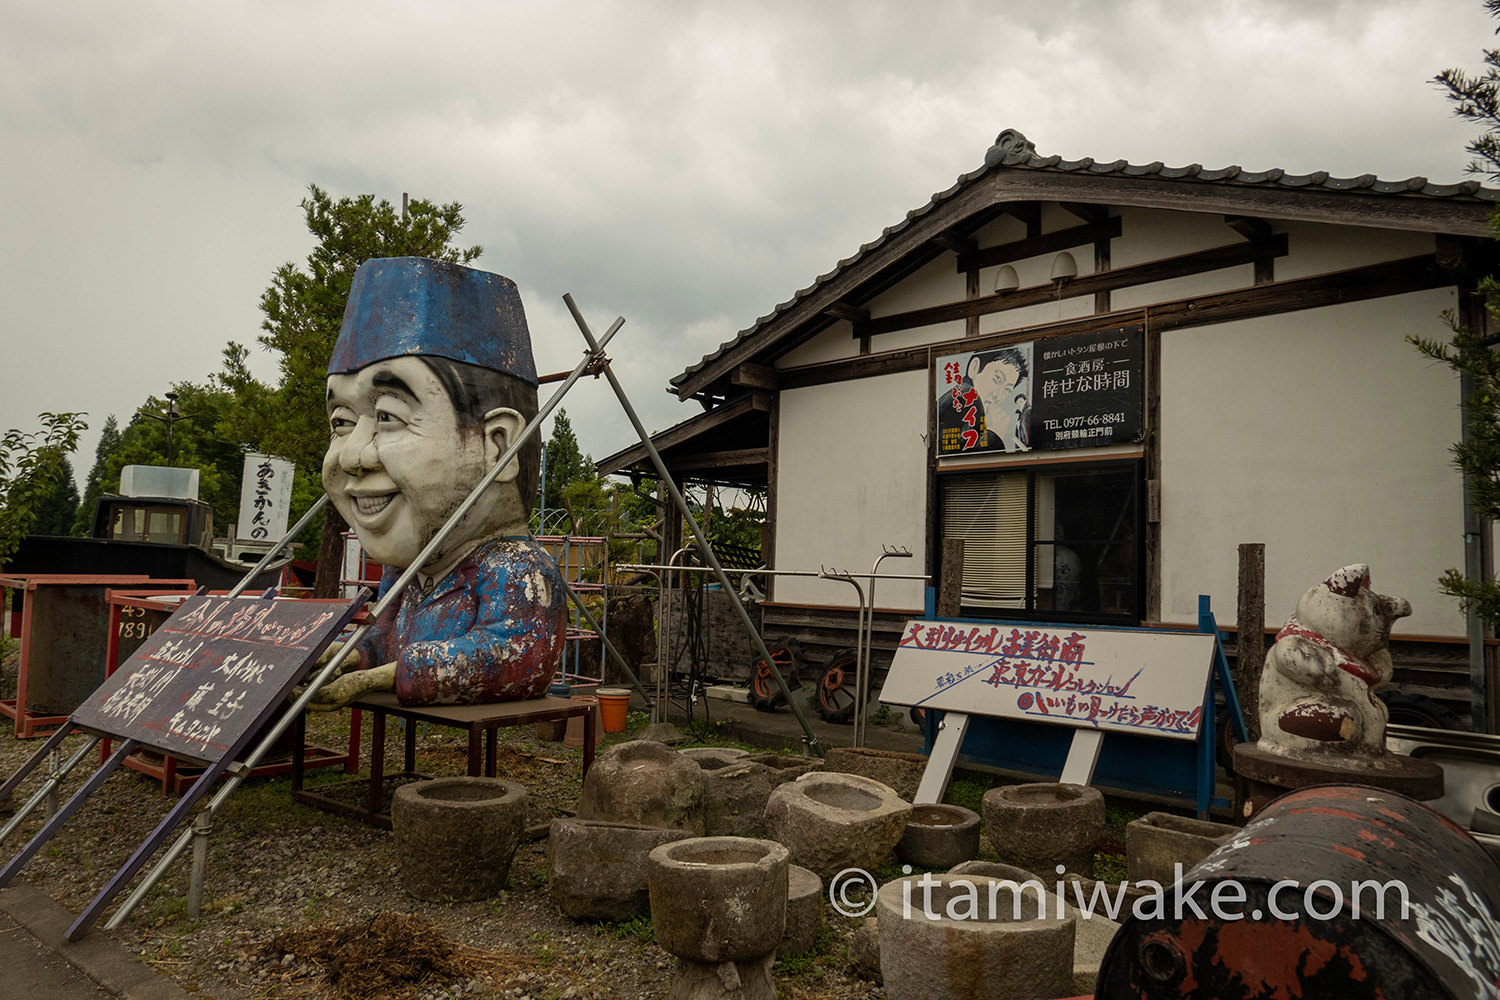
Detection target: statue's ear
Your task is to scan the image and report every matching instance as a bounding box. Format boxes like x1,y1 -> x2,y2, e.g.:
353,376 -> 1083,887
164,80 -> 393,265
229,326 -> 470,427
481,407 -> 526,484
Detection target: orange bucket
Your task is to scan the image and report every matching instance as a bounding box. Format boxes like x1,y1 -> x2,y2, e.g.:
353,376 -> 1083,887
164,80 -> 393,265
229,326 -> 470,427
596,687 -> 632,733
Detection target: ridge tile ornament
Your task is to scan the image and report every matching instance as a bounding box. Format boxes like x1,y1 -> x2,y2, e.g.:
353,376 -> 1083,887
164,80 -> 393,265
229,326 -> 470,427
310,257 -> 565,709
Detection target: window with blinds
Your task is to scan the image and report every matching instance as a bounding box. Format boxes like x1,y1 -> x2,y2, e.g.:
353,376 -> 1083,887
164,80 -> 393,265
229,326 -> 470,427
941,473 -> 1028,608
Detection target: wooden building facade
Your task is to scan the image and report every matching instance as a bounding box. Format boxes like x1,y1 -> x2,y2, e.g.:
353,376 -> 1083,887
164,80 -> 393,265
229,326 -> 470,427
599,130 -> 1500,729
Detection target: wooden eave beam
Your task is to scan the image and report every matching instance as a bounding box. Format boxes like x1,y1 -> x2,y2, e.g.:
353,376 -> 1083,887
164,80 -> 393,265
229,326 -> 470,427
665,448 -> 771,473
956,217 -> 1123,273
860,233 -> 1286,338
671,166 -> 1488,401
931,232 -> 978,255
999,202 -> 1042,235
777,254 -> 1445,391
981,170 -> 1496,238
597,392 -> 771,475
1061,202 -> 1110,224
670,180 -> 1004,399
822,301 -> 870,324
1225,215 -> 1273,241
730,363 -> 780,390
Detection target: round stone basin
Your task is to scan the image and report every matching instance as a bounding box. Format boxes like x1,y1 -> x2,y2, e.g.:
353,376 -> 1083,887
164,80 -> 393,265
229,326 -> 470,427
896,803 -> 981,869
673,846 -> 770,866
877,874 -> 1076,999
648,836 -> 790,963
1006,784 -> 1087,805
804,782 -> 882,812
415,782 -> 512,803
911,804 -> 967,827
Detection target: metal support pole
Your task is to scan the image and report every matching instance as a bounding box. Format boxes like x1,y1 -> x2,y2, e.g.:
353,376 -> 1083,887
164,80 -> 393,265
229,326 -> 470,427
186,807 -> 211,919
859,547 -> 913,747
818,569 -> 867,745
564,294 -> 825,756
562,579 -> 651,705
106,317 -> 624,930
0,736 -> 100,845
43,750 -> 60,822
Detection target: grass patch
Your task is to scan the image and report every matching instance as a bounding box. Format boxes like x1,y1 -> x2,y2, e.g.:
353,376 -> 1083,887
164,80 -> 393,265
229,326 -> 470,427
603,914 -> 654,943
773,923 -> 835,976
943,774 -> 997,814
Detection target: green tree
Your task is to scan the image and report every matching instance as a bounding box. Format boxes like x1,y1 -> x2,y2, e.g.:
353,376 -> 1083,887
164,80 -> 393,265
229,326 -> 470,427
0,412 -> 87,567
100,383 -> 249,533
1416,5 -> 1500,625
221,185 -> 482,596
72,414 -> 121,535
541,410 -> 594,519
30,458 -> 79,536
1434,0 -> 1500,182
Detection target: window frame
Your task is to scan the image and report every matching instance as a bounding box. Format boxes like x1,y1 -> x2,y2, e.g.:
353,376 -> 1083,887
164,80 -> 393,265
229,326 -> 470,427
937,457 -> 1144,626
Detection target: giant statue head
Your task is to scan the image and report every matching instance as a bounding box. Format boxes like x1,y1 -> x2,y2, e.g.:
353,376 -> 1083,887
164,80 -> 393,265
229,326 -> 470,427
322,257 -> 540,574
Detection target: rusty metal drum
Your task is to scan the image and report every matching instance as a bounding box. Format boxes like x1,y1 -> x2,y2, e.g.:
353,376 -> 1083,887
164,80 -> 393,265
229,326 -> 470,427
1096,785 -> 1500,999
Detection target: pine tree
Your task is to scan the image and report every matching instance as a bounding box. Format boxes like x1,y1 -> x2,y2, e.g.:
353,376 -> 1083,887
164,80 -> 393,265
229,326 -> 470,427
72,414 -> 121,535
30,458 -> 79,536
541,410 -> 594,518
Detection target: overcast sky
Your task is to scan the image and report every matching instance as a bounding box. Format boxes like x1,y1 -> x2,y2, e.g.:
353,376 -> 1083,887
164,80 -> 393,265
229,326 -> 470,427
3,0 -> 1495,496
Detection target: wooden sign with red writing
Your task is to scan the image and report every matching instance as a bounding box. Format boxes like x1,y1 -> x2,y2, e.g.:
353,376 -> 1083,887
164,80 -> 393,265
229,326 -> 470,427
73,594 -> 359,764
878,619 -> 1214,741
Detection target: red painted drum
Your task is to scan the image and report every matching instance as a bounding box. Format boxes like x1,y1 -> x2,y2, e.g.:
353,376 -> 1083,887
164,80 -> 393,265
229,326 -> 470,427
1096,785 -> 1500,999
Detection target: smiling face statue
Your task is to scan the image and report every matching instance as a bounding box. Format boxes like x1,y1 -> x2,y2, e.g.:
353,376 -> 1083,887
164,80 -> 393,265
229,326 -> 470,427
310,257 -> 563,709
323,356 -> 526,574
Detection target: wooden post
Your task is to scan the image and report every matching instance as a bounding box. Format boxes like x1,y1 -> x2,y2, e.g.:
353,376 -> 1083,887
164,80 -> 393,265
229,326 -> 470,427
1236,543 -> 1265,742
937,538 -> 964,618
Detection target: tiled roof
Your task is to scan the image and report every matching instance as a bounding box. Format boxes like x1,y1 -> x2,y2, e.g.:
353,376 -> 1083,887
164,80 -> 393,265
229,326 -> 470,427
672,129 -> 1500,392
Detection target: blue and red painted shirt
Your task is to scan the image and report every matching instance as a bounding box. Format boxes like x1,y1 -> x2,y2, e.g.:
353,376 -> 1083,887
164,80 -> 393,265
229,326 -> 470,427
357,537 -> 565,705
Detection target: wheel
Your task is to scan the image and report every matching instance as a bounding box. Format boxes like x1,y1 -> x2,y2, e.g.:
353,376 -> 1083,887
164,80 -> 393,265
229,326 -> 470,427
815,648 -> 864,724
1214,705 -> 1241,774
1379,690 -> 1464,731
750,640 -> 802,712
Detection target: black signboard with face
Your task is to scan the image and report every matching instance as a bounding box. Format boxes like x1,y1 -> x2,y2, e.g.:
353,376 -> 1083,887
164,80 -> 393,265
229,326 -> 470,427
935,325 -> 1144,456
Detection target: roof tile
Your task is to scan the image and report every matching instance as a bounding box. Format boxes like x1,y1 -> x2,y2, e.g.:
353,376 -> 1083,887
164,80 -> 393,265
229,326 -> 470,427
674,129 -> 1500,389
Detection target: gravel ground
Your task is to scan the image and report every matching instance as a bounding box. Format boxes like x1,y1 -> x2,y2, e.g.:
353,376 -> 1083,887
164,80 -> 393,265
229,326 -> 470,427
0,661 -> 881,1000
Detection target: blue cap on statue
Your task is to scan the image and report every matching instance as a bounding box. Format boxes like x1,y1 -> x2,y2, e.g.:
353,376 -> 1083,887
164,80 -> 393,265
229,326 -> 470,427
328,257 -> 538,385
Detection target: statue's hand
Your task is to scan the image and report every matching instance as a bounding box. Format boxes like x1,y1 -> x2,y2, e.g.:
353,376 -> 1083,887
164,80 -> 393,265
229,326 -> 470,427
304,663 -> 397,711
313,641 -> 361,676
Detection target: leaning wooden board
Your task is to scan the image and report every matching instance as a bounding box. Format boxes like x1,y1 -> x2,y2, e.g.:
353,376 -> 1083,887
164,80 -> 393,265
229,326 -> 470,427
877,619 -> 1216,741
72,594 -> 359,764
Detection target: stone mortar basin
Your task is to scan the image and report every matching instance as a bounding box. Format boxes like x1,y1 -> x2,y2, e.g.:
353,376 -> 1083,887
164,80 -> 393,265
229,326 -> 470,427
547,817 -> 694,922
780,864 -> 825,958
745,752 -> 823,786
392,777 -> 527,903
578,739 -> 706,834
699,761 -> 774,838
896,803 -> 981,869
877,873 -> 1076,1000
647,835 -> 790,964
678,746 -> 751,768
983,782 -> 1105,876
763,771 -> 912,879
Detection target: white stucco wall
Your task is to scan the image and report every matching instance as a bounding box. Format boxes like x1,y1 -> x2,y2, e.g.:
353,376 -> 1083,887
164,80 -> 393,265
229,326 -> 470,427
1158,287 -> 1465,636
777,318 -> 859,368
773,370 -> 930,610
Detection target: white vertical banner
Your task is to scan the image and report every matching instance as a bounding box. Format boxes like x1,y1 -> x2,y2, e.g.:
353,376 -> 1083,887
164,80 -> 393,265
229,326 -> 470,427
238,454 -> 295,543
